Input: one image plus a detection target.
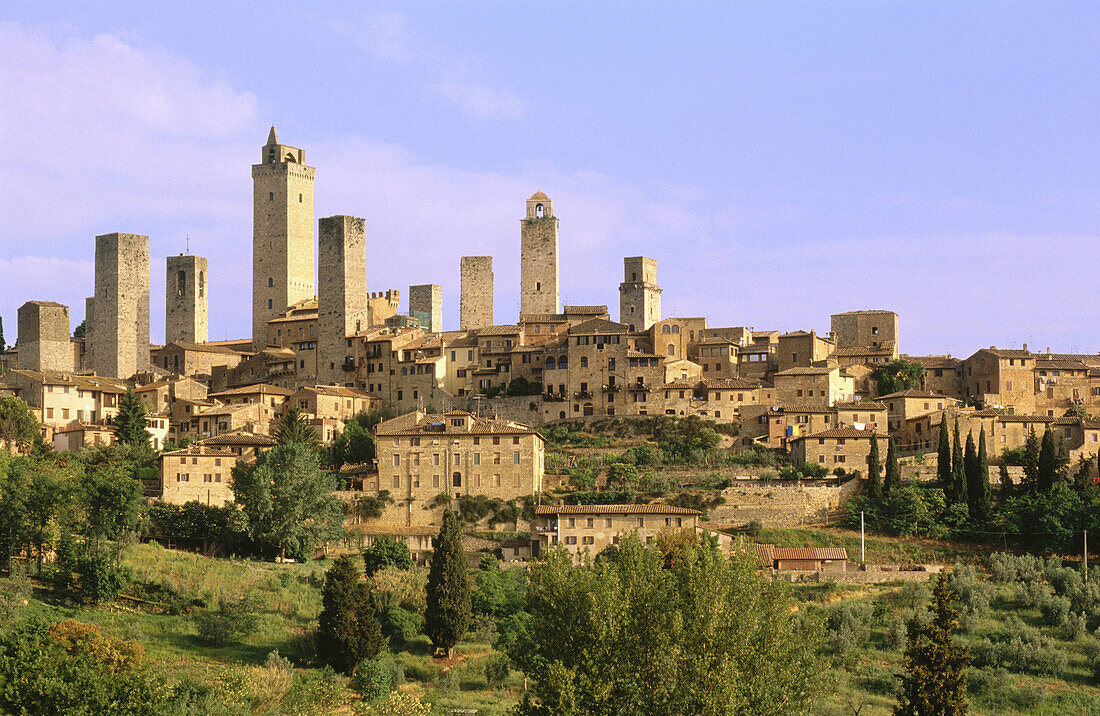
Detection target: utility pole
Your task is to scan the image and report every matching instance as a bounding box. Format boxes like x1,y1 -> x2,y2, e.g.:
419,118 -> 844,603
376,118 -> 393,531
1085,530 -> 1089,583
861,511 -> 865,564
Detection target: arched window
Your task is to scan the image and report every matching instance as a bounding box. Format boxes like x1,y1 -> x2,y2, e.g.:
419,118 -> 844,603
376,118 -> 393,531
545,357 -> 556,370
176,270 -> 186,297
558,357 -> 567,369
662,325 -> 671,334
269,192 -> 274,201
667,344 -> 675,356
198,271 -> 204,297
672,325 -> 680,334
535,203 -> 544,218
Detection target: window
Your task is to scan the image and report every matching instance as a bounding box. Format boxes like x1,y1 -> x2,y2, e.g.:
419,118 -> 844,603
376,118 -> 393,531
474,453 -> 481,465
637,517 -> 644,527
605,518 -> 613,528
568,518 -> 576,528
393,475 -> 400,488
565,536 -> 577,545
580,357 -> 588,367
582,536 -> 594,545
586,518 -> 594,528
268,277 -> 274,287
433,474 -> 440,487
451,472 -> 462,488
393,454 -> 400,466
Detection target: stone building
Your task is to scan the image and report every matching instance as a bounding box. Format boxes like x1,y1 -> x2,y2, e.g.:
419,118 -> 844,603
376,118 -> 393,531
777,330 -> 834,372
460,256 -> 494,330
89,232 -> 150,379
409,284 -> 443,334
165,254 -> 208,345
367,290 -> 401,327
286,385 -> 374,422
519,192 -> 559,316
619,256 -> 662,332
16,301 -> 71,373
788,428 -> 889,471
5,369 -> 127,431
962,347 -> 1037,412
830,310 -> 899,358
907,355 -> 964,399
252,127 -> 315,350
774,366 -> 854,407
152,342 -> 242,378
317,215 -> 368,386
158,445 -> 237,506
531,504 -> 702,563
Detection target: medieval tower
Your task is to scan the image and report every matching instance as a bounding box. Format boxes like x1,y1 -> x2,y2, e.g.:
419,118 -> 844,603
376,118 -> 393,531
519,192 -> 559,316
317,215 -> 367,386
409,284 -> 443,333
89,232 -> 150,379
460,256 -> 494,330
17,300 -> 71,373
619,256 -> 662,332
252,127 -> 315,350
165,254 -> 208,345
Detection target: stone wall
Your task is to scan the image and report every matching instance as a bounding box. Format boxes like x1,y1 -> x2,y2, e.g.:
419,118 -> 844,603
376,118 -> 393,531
409,284 -> 442,333
707,477 -> 863,528
460,256 -> 493,330
520,195 -> 559,315
17,300 -> 71,373
165,254 -> 208,344
90,232 -> 149,379
317,216 -> 367,385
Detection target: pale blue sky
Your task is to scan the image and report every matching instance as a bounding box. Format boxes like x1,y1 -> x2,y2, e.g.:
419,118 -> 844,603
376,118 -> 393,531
2,3 -> 1099,355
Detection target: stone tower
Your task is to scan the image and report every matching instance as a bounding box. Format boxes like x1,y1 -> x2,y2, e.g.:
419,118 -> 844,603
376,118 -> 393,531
252,126 -> 315,350
619,256 -> 662,332
165,254 -> 208,345
409,284 -> 443,333
460,256 -> 493,330
520,191 -> 559,316
17,300 -> 71,373
90,232 -> 150,379
317,215 -> 367,386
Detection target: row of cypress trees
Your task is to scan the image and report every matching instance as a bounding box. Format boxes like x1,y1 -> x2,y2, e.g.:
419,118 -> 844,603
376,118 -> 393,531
935,413 -> 991,521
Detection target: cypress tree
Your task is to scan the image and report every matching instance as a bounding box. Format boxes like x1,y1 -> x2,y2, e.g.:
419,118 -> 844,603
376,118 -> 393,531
317,554 -> 384,675
884,437 -> 900,495
113,388 -> 151,449
866,434 -> 882,499
974,428 -> 990,522
963,431 -> 978,519
0,315 -> 5,352
1038,429 -> 1057,492
274,405 -> 321,449
1022,427 -> 1040,492
894,573 -> 969,716
951,419 -> 967,506
425,509 -> 471,658
999,463 -> 1013,501
937,412 -> 952,500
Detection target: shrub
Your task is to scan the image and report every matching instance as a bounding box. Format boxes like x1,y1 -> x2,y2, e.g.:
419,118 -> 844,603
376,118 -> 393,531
76,554 -> 129,605
363,538 -> 413,577
1048,566 -> 1084,596
1015,581 -> 1053,610
745,519 -> 763,538
855,662 -> 895,695
357,692 -> 432,716
381,607 -> 423,646
892,581 -> 930,611
967,666 -> 1011,696
946,564 -> 992,631
251,650 -> 294,712
801,462 -> 828,479
1064,611 -> 1089,641
885,614 -> 910,651
484,653 -> 511,688
972,617 -> 1068,676
1042,595 -> 1071,626
825,602 -> 872,655
352,656 -> 404,700
194,595 -> 259,646
282,666 -> 345,712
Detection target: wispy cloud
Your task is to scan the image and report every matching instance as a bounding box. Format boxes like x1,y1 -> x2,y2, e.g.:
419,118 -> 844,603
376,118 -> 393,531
333,10 -> 524,119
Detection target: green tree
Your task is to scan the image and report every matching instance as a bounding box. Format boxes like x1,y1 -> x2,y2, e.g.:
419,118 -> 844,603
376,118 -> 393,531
112,389 -> 151,450
999,463 -> 1013,501
969,428 -> 990,522
424,509 -> 471,658
606,461 -> 639,489
23,460 -> 75,574
317,555 -> 384,675
0,396 -> 40,452
937,413 -> 952,499
512,536 -> 822,715
962,431 -> 978,520
73,318 -> 86,338
884,437 -> 900,495
1022,427 -> 1041,492
0,455 -> 29,571
82,461 -> 144,565
951,420 -> 967,506
363,536 -> 413,576
872,358 -> 926,396
894,573 -> 969,716
866,435 -> 882,499
230,443 -> 345,560
274,405 -> 321,449
0,315 -> 5,352
1038,428 -> 1058,492
332,419 -> 376,469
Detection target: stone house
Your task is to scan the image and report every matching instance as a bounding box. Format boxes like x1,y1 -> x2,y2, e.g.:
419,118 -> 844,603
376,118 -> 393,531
693,337 -> 739,378
878,389 -> 958,434
158,444 -> 237,506
196,432 -> 277,462
5,369 -> 127,431
830,310 -> 899,359
907,355 -> 964,400
152,342 -> 242,379
285,385 -> 374,422
756,543 -> 849,572
134,376 -> 209,414
962,347 -> 1037,413
207,383 -> 294,411
788,428 -> 889,472
777,330 -> 834,373
833,401 -> 888,432
531,503 -> 702,563
1032,357 -> 1091,416
443,333 -> 480,397
774,366 -> 854,407
661,377 -> 766,422
649,317 -> 708,362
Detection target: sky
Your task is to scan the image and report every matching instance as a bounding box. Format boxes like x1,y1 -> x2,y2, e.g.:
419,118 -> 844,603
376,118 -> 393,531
2,2 -> 1100,357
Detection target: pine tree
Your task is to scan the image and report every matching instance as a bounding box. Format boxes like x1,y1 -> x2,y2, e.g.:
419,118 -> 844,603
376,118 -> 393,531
884,437 -> 900,495
1038,429 -> 1057,492
937,412 -> 952,500
973,428 -> 990,522
317,554 -> 384,675
1022,427 -> 1040,492
425,509 -> 471,658
0,315 -> 6,352
113,388 -> 151,449
999,463 -> 1013,501
866,435 -> 882,499
951,419 -> 967,506
963,431 -> 978,520
274,405 -> 321,449
894,573 -> 969,716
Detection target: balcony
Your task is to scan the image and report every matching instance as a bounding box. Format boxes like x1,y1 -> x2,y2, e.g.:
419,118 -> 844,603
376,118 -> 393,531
533,523 -> 557,533
574,390 -> 594,399
544,392 -> 565,402
341,356 -> 356,372
602,384 -> 622,393
632,383 -> 653,392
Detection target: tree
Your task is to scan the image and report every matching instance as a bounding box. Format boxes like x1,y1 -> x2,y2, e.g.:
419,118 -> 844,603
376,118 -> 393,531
999,463 -> 1013,501
872,359 -> 926,396
512,536 -> 822,715
230,443 -> 345,560
0,315 -> 5,352
0,396 -> 40,452
894,572 -> 969,716
951,420 -> 967,506
963,431 -> 978,520
274,405 -> 321,449
1022,427 -> 1041,492
866,436 -> 882,499
332,419 -> 375,469
1038,428 -> 1058,492
363,536 -> 413,576
424,509 -> 471,658
884,437 -> 900,495
317,555 -> 384,675
112,389 -> 151,450
970,428 -> 990,522
82,460 -> 144,565
73,318 -> 86,339
937,413 -> 952,499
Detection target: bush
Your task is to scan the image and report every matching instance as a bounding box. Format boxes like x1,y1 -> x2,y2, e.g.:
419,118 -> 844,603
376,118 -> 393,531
1042,595 -> 1071,626
745,519 -> 763,538
352,656 -> 404,700
946,564 -> 992,631
381,607 -> 423,646
892,581 -> 929,610
1015,581 -> 1053,610
885,614 -> 910,651
76,554 -> 128,604
825,602 -> 872,655
282,666 -> 345,712
967,666 -> 1011,696
972,618 -> 1068,676
988,552 -> 1044,583
801,462 -> 828,479
363,538 -> 413,577
194,595 -> 259,646
1061,610 -> 1087,641
357,692 -> 432,716
484,653 -> 511,688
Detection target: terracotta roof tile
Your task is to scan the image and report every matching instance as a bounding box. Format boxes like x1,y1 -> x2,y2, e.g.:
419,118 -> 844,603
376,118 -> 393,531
535,504 -> 701,516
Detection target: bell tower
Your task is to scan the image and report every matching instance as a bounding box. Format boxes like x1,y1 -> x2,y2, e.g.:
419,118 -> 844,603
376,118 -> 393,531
252,126 -> 315,350
519,191 -> 559,317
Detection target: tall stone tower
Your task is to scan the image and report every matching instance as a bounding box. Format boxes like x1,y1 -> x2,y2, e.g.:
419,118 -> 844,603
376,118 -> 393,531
165,254 -> 208,345
619,256 -> 662,332
317,215 -> 367,386
252,127 -> 315,350
520,192 -> 559,316
460,256 -> 493,330
409,284 -> 443,333
17,300 -> 71,373
90,232 -> 150,379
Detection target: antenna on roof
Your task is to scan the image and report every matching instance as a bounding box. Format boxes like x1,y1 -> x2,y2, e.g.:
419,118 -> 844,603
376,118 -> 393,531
185,234 -> 190,255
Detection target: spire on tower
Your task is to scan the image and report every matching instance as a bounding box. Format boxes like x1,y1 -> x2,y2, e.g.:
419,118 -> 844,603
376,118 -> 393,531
266,126 -> 278,145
